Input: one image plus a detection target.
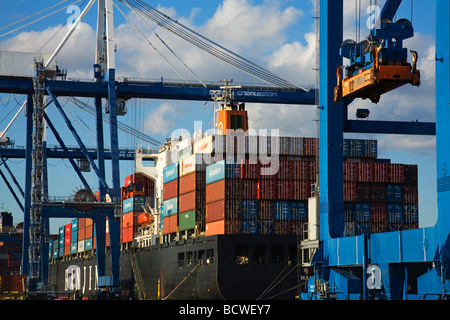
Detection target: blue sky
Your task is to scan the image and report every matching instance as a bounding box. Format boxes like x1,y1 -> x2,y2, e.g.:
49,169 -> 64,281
0,0 -> 438,232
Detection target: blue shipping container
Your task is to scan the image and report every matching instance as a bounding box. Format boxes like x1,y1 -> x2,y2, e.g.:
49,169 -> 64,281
386,184 -> 402,203
274,201 -> 291,220
70,242 -> 77,254
162,197 -> 178,217
355,222 -> 371,235
344,222 -> 356,237
52,249 -> 59,259
163,163 -> 178,184
290,201 -> 307,221
59,226 -> 65,236
259,220 -> 273,234
344,203 -> 355,222
71,231 -> 78,243
387,204 -> 403,223
85,238 -> 93,251
122,196 -> 146,214
206,160 -> 226,184
241,220 -> 258,234
403,204 -> 418,224
59,247 -> 64,257
354,203 -> 371,222
59,237 -> 64,247
241,200 -> 258,220
71,218 -> 78,232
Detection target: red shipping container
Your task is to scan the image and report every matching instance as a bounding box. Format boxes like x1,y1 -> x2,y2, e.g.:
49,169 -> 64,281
124,175 -> 132,188
374,163 -> 389,183
163,179 -> 178,201
259,200 -> 274,220
162,215 -> 178,235
65,223 -> 71,235
242,179 -> 258,199
356,183 -> 371,202
206,179 -> 225,204
370,183 -> 386,202
64,234 -> 71,246
122,211 -> 140,229
240,160 -> 259,180
64,245 -> 70,256
206,200 -> 225,223
344,182 -> 357,202
370,203 -> 387,223
403,184 -> 418,204
344,162 -> 359,182
389,164 -> 405,183
121,226 -> 134,243
358,163 -> 374,182
404,165 -> 418,184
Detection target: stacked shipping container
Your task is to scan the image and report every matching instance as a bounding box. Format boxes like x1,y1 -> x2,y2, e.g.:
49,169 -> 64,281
343,162 -> 418,236
49,136 -> 420,256
162,162 -> 179,236
122,172 -> 155,243
178,154 -> 207,235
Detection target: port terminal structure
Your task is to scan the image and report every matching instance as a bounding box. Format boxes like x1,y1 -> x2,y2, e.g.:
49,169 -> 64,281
300,0 -> 447,300
0,0 -> 448,300
0,0 -> 315,293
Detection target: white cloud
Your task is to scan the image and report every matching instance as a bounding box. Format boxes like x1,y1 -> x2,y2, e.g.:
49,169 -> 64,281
0,22 -> 96,79
143,102 -> 177,135
201,0 -> 303,52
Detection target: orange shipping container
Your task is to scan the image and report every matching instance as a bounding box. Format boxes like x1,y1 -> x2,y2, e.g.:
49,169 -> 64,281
78,227 -> 86,241
163,179 -> 178,201
162,214 -> 178,235
85,225 -> 93,239
205,220 -> 225,236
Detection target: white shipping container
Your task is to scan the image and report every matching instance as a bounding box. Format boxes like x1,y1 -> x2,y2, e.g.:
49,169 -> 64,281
78,240 -> 85,253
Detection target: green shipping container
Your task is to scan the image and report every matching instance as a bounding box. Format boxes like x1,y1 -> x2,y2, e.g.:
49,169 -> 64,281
178,210 -> 196,231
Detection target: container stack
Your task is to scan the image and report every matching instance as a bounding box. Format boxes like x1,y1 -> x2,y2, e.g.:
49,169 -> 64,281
162,162 -> 179,237
343,160 -> 418,236
178,153 -> 207,237
121,172 -> 155,244
0,241 -> 22,275
49,135 -> 420,256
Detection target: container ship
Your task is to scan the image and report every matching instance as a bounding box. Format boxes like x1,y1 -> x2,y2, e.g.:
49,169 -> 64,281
42,92 -> 419,300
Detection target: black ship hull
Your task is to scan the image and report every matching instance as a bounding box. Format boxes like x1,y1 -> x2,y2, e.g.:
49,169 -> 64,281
48,234 -> 300,300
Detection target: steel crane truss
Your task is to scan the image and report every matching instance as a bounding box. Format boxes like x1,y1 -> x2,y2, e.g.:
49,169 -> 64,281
308,0 -> 450,300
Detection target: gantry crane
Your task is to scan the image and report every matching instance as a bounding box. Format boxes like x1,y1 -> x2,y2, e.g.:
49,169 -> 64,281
0,0 -> 315,294
301,0 -> 448,300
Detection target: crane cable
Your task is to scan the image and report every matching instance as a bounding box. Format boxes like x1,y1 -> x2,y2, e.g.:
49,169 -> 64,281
0,0 -> 82,39
113,2 -> 191,85
118,0 -> 208,88
119,0 -> 306,91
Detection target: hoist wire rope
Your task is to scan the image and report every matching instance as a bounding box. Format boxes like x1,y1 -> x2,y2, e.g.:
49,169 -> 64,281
119,0 -> 305,90
113,1 -> 191,85
0,0 -> 72,32
65,97 -> 162,147
0,0 -> 82,39
118,0 -> 207,88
